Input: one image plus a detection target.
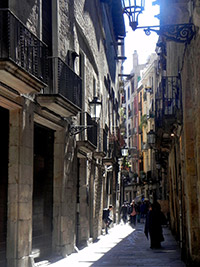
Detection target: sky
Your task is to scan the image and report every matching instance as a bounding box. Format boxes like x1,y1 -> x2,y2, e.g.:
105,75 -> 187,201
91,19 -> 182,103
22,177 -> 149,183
123,0 -> 160,74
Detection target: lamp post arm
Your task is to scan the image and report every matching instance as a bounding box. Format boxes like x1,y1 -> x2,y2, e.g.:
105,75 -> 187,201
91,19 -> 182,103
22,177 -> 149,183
69,125 -> 93,136
137,23 -> 196,43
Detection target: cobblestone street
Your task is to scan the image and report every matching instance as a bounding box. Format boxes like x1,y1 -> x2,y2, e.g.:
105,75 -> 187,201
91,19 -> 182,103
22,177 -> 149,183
44,223 -> 185,267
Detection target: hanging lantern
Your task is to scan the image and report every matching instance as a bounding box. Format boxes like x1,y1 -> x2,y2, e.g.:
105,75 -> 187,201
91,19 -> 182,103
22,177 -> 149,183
89,96 -> 102,121
122,0 -> 145,31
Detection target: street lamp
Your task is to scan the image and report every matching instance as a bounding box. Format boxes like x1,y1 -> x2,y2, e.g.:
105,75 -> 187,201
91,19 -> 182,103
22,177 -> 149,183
89,96 -> 102,121
147,129 -> 156,187
147,129 -> 156,146
121,147 -> 129,157
69,96 -> 102,136
120,146 -> 129,204
122,0 -> 145,31
122,0 -> 196,43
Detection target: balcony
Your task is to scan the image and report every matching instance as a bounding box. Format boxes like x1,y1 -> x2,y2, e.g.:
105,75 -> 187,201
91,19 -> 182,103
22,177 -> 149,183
129,147 -> 138,158
77,112 -> 97,155
155,76 -> 182,132
93,128 -> 107,158
37,57 -> 82,117
155,76 -> 182,150
0,9 -> 47,94
147,111 -> 154,119
138,127 -> 142,134
102,132 -> 120,165
132,127 -> 137,135
120,122 -> 126,134
138,101 -> 142,111
141,143 -> 148,151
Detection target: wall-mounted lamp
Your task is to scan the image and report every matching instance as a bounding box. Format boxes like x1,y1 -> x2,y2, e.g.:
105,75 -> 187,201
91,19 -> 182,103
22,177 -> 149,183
121,147 -> 129,157
122,0 -> 145,31
147,129 -> 156,146
69,96 -> 102,136
122,0 -> 196,43
89,96 -> 102,121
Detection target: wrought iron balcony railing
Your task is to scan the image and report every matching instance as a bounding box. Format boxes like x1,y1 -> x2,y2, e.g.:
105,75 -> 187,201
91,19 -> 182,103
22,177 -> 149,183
0,9 -> 47,83
155,76 -> 182,129
147,111 -> 154,119
46,57 -> 82,109
103,129 -> 108,154
85,112 -> 97,147
109,133 -> 117,145
141,143 -> 148,151
96,128 -> 107,154
138,101 -> 142,111
76,112 -> 97,154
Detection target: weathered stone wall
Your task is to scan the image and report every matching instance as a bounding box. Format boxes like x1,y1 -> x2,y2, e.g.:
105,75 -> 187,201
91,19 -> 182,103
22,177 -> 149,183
78,158 -> 90,247
0,1 -> 122,266
93,165 -> 103,239
160,0 -> 200,265
9,0 -> 40,36
181,32 -> 200,264
7,99 -> 34,267
59,139 -> 77,256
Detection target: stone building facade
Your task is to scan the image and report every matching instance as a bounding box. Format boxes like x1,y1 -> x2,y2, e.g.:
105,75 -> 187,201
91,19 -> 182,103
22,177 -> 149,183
154,0 -> 200,265
0,0 -> 125,266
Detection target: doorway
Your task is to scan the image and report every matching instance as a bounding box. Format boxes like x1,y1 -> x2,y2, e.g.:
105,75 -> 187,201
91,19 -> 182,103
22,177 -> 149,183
32,123 -> 54,262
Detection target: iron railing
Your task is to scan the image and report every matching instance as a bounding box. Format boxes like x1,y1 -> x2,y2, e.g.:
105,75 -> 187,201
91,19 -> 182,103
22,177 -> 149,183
0,9 -> 48,83
97,128 -> 107,154
155,76 -> 182,127
103,129 -> 108,154
138,101 -> 142,111
86,113 -> 97,147
47,57 -> 82,109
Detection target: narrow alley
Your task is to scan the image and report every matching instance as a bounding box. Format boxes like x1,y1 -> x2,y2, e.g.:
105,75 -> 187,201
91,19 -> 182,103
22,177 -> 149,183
1,1 -> 200,266
46,223 -> 185,267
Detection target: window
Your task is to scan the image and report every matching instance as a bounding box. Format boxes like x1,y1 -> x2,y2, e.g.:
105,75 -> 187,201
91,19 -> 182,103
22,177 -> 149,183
131,80 -> 134,94
128,124 -> 131,136
93,77 -> 96,96
128,104 -> 131,118
79,52 -> 84,78
128,86 -> 130,100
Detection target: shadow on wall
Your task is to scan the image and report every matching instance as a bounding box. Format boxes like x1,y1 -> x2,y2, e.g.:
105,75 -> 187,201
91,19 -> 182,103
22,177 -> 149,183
84,0 -> 117,82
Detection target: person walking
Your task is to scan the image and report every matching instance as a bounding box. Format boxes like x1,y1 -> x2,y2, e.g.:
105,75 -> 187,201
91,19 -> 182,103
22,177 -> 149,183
120,202 -> 128,224
140,200 -> 149,223
136,201 -> 141,223
102,205 -> 113,234
129,200 -> 137,227
144,196 -> 164,249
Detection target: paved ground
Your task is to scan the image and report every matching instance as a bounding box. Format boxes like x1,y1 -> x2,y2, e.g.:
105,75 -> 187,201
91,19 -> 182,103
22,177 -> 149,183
37,222 -> 186,267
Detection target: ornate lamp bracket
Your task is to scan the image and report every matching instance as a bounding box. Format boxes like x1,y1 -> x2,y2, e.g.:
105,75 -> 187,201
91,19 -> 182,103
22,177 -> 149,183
140,23 -> 196,44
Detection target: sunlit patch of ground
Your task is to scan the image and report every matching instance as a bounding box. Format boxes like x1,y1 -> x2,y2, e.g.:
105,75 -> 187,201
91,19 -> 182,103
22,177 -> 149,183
49,224 -> 135,267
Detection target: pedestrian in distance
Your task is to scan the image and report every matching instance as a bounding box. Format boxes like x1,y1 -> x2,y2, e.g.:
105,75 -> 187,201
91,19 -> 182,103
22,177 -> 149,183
129,200 -> 137,227
136,201 -> 141,223
120,201 -> 128,224
140,199 -> 149,223
144,195 -> 164,249
102,205 -> 113,234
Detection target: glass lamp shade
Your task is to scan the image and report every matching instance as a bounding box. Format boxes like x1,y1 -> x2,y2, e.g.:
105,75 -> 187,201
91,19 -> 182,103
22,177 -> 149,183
122,0 -> 145,30
147,129 -> 156,145
121,147 -> 129,157
122,0 -> 145,10
89,97 -> 102,120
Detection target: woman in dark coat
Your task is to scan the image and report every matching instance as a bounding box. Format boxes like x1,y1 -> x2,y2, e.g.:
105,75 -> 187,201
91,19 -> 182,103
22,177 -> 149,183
145,200 -> 164,249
